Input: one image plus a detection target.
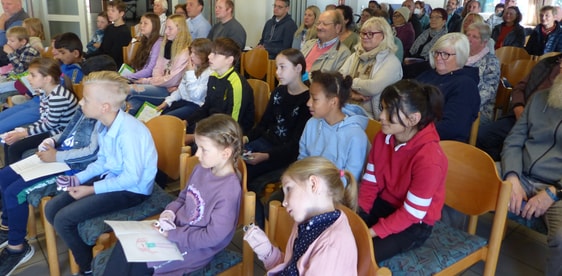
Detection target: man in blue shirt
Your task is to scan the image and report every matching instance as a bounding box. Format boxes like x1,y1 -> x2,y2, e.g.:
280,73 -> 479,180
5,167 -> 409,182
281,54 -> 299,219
186,0 -> 211,39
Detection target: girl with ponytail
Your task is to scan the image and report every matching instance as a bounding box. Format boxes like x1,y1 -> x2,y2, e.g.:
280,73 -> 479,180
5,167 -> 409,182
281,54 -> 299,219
244,156 -> 359,275
358,79 -> 448,262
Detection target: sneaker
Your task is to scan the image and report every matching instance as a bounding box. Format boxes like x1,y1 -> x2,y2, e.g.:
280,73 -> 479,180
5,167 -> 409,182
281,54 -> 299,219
0,241 -> 35,276
0,229 -> 7,249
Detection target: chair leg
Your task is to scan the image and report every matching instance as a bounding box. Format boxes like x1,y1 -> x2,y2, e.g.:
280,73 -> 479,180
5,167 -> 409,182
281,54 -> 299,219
41,196 -> 60,276
27,204 -> 37,240
69,249 -> 80,275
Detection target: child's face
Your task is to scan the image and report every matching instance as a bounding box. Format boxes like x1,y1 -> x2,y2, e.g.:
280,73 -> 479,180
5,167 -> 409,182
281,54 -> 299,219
26,67 -> 51,90
6,36 -> 26,50
56,48 -> 79,65
194,135 -> 230,169
140,16 -> 154,37
190,50 -> 203,67
96,16 -> 109,30
164,19 -> 178,40
282,176 -> 315,223
307,82 -> 336,119
208,52 -> 233,74
379,102 -> 409,136
106,6 -> 122,22
80,84 -> 104,119
275,54 -> 301,86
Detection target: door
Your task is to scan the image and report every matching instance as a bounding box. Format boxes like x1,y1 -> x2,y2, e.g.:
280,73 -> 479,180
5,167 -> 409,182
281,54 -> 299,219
37,0 -> 90,45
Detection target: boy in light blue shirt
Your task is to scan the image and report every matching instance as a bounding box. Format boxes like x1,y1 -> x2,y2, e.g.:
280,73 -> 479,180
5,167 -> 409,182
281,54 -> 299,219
44,71 -> 157,276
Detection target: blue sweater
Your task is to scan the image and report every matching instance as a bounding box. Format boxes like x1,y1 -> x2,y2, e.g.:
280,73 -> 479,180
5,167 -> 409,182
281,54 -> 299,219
416,66 -> 480,143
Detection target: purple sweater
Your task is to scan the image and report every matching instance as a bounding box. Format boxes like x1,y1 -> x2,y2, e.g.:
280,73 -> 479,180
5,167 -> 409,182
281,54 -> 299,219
128,37 -> 163,79
148,165 -> 241,275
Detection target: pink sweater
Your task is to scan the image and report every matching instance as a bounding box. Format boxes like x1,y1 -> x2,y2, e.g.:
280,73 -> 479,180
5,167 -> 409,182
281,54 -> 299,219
265,211 -> 358,275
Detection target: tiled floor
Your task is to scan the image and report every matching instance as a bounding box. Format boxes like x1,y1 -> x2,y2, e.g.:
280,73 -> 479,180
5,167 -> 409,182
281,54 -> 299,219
0,147 -> 547,276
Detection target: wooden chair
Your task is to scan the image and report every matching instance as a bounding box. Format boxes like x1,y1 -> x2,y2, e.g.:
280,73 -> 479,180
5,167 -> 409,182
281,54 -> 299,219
493,59 -> 537,119
247,79 -> 270,125
72,83 -> 83,100
146,115 -> 190,180
495,46 -> 531,68
379,141 -> 511,275
469,112 -> 480,146
241,48 -> 275,91
122,41 -> 139,65
41,46 -> 54,58
536,51 -> 561,61
365,118 -> 382,143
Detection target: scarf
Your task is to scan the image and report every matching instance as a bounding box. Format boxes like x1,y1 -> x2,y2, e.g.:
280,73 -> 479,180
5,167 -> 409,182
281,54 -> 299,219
279,210 -> 341,276
409,27 -> 447,59
348,44 -> 386,78
466,45 -> 490,66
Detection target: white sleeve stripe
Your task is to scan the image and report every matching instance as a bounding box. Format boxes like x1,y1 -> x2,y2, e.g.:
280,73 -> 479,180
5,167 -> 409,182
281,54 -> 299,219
366,163 -> 374,172
362,173 -> 377,183
404,202 -> 427,219
407,191 -> 432,207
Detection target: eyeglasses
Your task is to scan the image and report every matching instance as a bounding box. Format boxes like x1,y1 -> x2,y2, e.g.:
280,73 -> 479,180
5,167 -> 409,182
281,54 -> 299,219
316,21 -> 335,27
432,51 -> 456,60
273,4 -> 287,9
360,31 -> 383,39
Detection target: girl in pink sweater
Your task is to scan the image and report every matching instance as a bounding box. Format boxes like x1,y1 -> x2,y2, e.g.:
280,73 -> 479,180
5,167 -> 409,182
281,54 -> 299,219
244,156 -> 359,275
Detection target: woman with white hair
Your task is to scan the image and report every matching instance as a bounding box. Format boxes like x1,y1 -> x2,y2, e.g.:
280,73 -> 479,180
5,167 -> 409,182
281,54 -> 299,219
465,22 -> 500,124
416,32 -> 480,142
339,17 -> 402,118
153,0 -> 168,35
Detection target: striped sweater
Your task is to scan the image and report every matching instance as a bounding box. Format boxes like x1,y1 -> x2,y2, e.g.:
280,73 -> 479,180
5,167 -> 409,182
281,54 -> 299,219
27,84 -> 78,136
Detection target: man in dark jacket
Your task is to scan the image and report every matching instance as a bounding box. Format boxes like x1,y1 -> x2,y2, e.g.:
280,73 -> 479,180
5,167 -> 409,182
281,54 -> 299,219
256,0 -> 297,59
525,6 -> 562,56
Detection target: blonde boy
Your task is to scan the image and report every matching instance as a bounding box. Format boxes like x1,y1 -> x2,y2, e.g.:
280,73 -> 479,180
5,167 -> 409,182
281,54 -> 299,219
3,26 -> 39,74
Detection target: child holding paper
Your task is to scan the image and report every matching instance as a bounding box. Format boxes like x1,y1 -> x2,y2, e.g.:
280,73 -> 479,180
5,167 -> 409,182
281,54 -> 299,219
103,114 -> 243,276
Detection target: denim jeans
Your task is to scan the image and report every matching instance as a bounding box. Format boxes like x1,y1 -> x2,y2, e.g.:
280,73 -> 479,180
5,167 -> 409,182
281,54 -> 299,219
44,186 -> 148,271
127,85 -> 169,116
0,166 -> 54,245
0,96 -> 40,133
162,100 -> 200,120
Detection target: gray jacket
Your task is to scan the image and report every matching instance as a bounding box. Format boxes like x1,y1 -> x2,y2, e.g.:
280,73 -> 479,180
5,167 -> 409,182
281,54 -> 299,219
301,39 -> 350,73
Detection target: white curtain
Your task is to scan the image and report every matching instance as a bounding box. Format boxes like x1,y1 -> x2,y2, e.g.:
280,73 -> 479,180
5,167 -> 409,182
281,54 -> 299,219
290,0 -> 309,27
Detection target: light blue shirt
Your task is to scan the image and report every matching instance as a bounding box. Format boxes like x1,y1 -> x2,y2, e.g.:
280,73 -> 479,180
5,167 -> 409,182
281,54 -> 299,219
76,110 -> 157,195
187,13 -> 212,39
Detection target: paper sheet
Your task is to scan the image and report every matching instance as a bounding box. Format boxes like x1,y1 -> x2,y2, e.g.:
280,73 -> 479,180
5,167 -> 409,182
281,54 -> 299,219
10,154 -> 70,182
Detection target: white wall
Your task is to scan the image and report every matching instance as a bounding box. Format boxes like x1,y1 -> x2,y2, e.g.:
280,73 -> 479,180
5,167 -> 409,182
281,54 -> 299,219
235,0 -> 271,48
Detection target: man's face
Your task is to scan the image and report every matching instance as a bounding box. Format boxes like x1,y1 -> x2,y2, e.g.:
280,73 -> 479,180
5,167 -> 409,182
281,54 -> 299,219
215,0 -> 231,22
1,0 -> 21,17
273,0 -> 289,19
186,0 -> 202,19
541,10 -> 555,28
467,1 -> 480,13
446,0 -> 458,13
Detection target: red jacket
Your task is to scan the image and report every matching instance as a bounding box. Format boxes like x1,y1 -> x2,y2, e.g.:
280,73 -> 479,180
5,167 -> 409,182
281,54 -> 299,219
359,123 -> 448,238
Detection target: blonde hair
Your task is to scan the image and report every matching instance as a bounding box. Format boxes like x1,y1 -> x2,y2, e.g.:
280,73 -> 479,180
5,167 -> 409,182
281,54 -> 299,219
7,26 -> 29,42
82,71 -> 130,111
361,16 -> 398,53
460,12 -> 484,34
429,32 -> 470,69
294,5 -> 321,41
23,18 -> 45,40
162,14 -> 192,59
194,114 -> 243,164
282,157 -> 358,211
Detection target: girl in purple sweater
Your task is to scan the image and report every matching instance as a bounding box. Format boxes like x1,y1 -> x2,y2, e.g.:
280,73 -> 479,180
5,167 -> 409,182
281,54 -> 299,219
126,13 -> 162,80
103,114 -> 243,276
244,157 -> 359,275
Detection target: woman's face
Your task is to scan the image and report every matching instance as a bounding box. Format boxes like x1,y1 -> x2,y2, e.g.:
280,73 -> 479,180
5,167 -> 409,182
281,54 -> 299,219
392,12 -> 406,26
465,28 -> 486,56
360,11 -> 372,24
503,8 -> 517,24
360,25 -> 384,51
433,47 -> 460,75
139,16 -> 153,37
164,19 -> 178,40
304,9 -> 316,28
463,14 -> 475,31
429,12 -> 446,30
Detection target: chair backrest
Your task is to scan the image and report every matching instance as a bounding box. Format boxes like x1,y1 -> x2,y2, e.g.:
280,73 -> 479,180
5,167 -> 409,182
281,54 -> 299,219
247,79 -> 270,124
365,118 -> 382,143
179,154 -> 255,275
267,201 -> 294,251
72,83 -> 84,100
146,115 -> 186,180
241,48 -> 269,80
468,112 -> 480,146
502,59 -> 537,87
495,46 -> 531,67
122,41 -> 139,65
41,46 -> 53,58
537,51 -> 560,61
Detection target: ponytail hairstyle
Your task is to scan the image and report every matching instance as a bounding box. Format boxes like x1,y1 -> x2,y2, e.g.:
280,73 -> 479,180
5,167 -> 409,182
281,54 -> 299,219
194,114 -> 243,165
28,57 -> 74,95
282,157 -> 358,211
379,79 -> 443,130
132,12 -> 161,71
189,38 -> 213,78
310,70 -> 352,109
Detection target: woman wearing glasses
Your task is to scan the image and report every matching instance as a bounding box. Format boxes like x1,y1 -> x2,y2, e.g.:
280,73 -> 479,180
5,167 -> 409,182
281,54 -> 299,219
409,8 -> 448,60
339,17 -> 402,118
416,33 -> 480,143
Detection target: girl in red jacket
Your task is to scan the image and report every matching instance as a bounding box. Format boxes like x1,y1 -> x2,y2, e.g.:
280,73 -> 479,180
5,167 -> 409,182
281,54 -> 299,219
358,79 -> 448,261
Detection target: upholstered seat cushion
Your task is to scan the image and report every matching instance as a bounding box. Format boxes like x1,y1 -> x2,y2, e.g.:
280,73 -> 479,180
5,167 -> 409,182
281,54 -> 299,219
507,212 -> 547,235
26,176 -> 60,207
78,184 -> 175,245
92,247 -> 241,276
379,221 -> 488,275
